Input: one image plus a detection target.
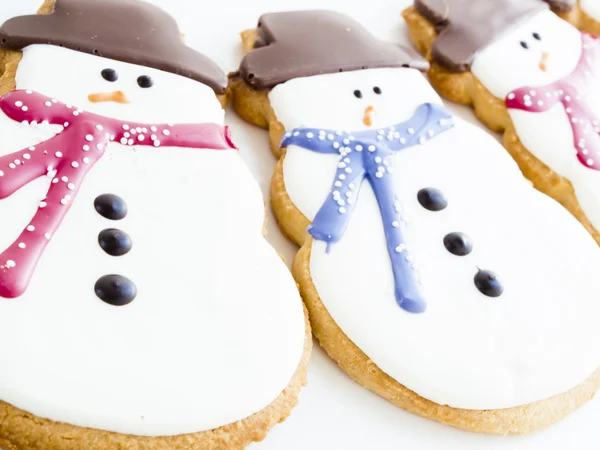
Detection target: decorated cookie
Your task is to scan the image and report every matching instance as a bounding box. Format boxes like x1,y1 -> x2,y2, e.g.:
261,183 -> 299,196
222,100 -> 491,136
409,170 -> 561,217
0,0 -> 310,448
230,10 -> 600,434
404,0 -> 600,245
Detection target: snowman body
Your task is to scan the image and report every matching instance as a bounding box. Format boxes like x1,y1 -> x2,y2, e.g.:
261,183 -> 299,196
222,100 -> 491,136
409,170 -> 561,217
0,45 -> 305,436
270,67 -> 600,409
472,9 -> 600,230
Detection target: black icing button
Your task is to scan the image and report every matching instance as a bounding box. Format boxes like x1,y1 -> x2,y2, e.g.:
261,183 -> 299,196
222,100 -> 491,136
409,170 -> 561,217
95,275 -> 137,306
98,228 -> 133,256
474,270 -> 503,298
94,194 -> 128,220
417,188 -> 447,212
443,232 -> 473,256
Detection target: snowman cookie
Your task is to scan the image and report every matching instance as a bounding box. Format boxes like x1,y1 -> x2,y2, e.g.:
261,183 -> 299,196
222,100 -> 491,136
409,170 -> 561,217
0,1 -> 310,449
404,0 -> 600,245
231,10 -> 600,434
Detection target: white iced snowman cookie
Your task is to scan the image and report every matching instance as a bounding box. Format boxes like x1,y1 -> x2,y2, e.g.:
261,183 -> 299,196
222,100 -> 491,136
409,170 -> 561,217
405,0 -> 600,245
232,10 -> 600,434
0,1 -> 309,449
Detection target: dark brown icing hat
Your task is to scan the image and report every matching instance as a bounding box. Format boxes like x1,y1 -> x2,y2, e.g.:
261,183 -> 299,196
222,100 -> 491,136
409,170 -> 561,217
415,0 -> 551,72
239,10 -> 429,90
0,0 -> 227,94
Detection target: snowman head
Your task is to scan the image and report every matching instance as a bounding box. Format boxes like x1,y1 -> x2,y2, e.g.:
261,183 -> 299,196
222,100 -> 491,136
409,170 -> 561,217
239,11 -> 433,131
416,0 -> 581,98
15,45 -> 225,124
471,10 -> 581,98
0,0 -> 227,124
269,68 -> 442,131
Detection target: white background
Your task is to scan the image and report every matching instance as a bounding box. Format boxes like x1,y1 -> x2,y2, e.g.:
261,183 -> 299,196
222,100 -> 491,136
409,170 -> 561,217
1,1 -> 599,449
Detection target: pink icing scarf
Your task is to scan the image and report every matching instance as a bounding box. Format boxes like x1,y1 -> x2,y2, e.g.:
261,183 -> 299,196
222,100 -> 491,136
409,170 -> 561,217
506,33 -> 600,170
0,89 -> 236,298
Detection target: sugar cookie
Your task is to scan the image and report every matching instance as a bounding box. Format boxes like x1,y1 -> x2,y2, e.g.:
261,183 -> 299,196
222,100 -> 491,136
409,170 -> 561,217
0,1 -> 310,448
231,9 -> 600,434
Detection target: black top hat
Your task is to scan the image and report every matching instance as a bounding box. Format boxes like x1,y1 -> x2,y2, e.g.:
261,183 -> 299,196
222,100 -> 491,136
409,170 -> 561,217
0,0 -> 227,94
415,0 -> 569,72
239,10 -> 429,90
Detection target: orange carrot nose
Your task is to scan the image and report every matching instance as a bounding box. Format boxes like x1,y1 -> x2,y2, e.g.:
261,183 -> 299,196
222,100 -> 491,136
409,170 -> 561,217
363,105 -> 375,126
88,91 -> 130,104
539,52 -> 549,72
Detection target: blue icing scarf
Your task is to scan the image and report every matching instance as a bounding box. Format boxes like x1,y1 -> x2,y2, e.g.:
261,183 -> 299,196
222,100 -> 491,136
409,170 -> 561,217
280,103 -> 454,314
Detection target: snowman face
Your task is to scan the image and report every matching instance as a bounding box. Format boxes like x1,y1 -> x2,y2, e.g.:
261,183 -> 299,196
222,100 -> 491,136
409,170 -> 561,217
14,44 -> 224,125
269,68 -> 443,132
471,10 -> 582,99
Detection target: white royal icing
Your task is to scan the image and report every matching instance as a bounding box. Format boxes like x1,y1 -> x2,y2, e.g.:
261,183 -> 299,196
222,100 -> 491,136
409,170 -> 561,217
269,67 -> 600,410
582,0 -> 600,23
0,45 -> 306,436
472,10 -> 600,232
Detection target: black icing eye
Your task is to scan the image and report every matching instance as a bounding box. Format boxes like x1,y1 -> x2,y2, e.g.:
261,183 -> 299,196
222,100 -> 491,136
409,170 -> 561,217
137,75 -> 154,88
520,41 -> 529,49
533,32 -> 542,41
353,90 -> 363,99
373,86 -> 382,95
101,68 -> 118,82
